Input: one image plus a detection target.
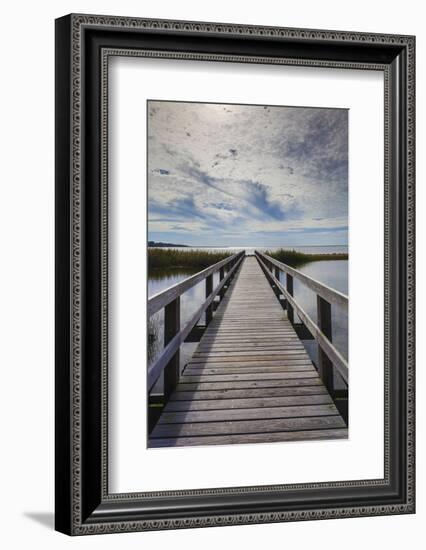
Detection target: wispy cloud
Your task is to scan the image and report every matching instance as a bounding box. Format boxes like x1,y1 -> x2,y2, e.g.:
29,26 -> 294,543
147,101 -> 348,246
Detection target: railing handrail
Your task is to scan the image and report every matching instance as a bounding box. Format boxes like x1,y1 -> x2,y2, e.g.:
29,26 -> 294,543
255,250 -> 348,311
148,251 -> 244,317
255,251 -> 348,385
147,252 -> 245,391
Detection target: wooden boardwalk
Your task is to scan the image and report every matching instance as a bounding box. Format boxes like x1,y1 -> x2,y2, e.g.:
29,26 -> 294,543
149,256 -> 348,448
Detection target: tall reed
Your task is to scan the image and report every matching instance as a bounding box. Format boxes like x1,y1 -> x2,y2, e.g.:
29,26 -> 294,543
265,248 -> 348,267
148,248 -> 233,270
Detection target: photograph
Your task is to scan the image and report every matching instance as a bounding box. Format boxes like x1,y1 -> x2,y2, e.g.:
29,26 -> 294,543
52,10 -> 415,537
146,100 -> 349,448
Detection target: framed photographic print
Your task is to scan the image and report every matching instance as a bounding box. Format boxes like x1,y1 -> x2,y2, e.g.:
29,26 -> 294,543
55,14 -> 415,535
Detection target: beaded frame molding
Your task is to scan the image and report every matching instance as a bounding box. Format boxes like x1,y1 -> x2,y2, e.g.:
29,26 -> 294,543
55,14 -> 415,535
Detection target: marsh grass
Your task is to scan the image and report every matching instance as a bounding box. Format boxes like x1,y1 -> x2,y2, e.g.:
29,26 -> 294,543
265,248 -> 348,268
148,248 -> 232,270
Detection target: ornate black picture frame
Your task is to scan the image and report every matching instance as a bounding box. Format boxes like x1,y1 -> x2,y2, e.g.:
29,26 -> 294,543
55,14 -> 415,535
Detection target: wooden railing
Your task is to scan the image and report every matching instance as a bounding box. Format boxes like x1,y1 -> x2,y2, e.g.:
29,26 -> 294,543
255,250 -> 349,395
147,251 -> 245,400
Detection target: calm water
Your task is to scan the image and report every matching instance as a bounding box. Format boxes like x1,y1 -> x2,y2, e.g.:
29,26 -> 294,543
148,247 -> 348,392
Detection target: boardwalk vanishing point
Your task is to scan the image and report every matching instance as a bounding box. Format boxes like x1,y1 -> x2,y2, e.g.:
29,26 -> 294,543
148,251 -> 349,448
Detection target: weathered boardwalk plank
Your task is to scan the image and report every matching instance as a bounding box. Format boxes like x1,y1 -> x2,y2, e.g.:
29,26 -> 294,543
151,416 -> 346,438
171,379 -> 324,391
158,404 -> 339,424
150,429 -> 348,448
149,256 -> 348,447
164,394 -> 333,411
169,386 -> 329,401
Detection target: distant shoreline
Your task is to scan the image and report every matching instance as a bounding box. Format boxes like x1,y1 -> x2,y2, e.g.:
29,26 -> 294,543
148,241 -> 189,248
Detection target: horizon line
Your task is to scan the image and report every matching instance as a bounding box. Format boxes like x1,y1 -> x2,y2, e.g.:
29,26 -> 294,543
148,242 -> 348,248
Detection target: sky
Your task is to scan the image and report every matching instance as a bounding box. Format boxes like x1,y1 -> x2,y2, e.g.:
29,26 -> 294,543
147,101 -> 348,247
